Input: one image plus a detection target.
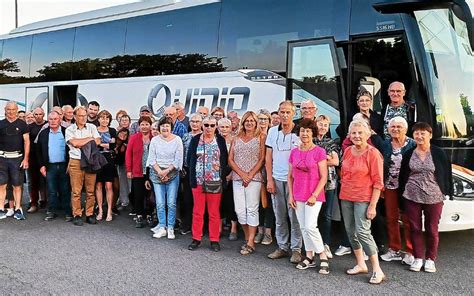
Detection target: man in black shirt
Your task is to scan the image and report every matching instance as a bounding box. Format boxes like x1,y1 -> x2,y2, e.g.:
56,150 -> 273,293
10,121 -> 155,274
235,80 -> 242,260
0,101 -> 30,220
87,101 -> 100,126
27,107 -> 47,213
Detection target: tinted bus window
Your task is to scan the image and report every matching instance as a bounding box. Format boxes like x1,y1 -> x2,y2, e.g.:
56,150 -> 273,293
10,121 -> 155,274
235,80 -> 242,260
0,36 -> 32,84
125,4 -> 222,76
73,20 -> 126,80
30,29 -> 75,82
350,0 -> 403,35
218,0 -> 347,75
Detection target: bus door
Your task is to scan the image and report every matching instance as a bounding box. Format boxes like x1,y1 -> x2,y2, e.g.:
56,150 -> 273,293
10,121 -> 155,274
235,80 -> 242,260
286,38 -> 346,138
26,86 -> 49,112
348,35 -> 414,118
53,85 -> 78,108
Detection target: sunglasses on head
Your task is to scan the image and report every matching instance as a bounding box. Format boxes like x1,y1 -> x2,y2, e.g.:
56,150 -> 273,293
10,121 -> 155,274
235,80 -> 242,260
204,123 -> 216,128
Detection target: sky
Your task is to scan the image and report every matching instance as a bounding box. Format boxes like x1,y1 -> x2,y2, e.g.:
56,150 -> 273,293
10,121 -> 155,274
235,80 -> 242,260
0,0 -> 140,35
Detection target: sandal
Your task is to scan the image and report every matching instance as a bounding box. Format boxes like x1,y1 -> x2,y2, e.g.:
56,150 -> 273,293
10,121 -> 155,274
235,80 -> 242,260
346,265 -> 369,275
96,212 -> 103,221
369,271 -> 386,284
296,257 -> 316,270
106,215 -> 113,222
319,259 -> 330,275
240,245 -> 255,255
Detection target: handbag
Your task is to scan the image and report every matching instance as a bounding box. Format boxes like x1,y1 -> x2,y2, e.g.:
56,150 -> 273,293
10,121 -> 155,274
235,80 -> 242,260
154,166 -> 179,185
201,140 -> 222,194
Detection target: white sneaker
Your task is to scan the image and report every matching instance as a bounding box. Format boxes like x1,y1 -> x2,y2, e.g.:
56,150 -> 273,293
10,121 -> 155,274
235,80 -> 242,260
323,244 -> 333,259
402,253 -> 415,265
167,228 -> 175,240
380,248 -> 403,261
424,259 -> 437,273
152,227 -> 167,238
150,225 -> 160,233
334,245 -> 352,256
410,258 -> 424,272
6,208 -> 14,217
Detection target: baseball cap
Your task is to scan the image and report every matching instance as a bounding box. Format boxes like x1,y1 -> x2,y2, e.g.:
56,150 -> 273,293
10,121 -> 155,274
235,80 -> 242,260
140,105 -> 152,113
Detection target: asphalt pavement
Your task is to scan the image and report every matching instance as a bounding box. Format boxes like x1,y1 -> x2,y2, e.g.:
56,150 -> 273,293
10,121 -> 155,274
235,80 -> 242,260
0,209 -> 472,295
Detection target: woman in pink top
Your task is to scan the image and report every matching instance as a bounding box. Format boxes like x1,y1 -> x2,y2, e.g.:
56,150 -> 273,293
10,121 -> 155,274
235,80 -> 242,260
340,120 -> 385,284
288,119 -> 329,274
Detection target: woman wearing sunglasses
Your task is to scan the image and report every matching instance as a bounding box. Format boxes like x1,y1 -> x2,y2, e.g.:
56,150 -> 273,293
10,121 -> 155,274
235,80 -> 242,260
287,119 -> 329,274
187,116 -> 229,252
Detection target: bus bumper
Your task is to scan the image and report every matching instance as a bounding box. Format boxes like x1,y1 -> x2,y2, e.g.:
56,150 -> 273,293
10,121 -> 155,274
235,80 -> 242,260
439,199 -> 474,232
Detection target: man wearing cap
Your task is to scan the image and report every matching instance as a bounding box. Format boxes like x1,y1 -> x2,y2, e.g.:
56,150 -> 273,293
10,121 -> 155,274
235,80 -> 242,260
0,101 -> 30,220
130,105 -> 154,135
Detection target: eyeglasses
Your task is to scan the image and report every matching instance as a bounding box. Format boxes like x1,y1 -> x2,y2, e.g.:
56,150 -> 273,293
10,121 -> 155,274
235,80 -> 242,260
190,120 -> 201,124
244,119 -> 256,123
389,89 -> 404,93
301,107 -> 316,110
258,117 -> 270,121
203,123 -> 216,128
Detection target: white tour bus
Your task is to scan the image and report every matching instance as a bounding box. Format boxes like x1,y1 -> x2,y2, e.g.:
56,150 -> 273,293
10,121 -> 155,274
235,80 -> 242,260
0,0 -> 473,231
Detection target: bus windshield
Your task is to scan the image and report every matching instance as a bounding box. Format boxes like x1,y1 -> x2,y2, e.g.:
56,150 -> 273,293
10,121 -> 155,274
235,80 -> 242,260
415,7 -> 474,139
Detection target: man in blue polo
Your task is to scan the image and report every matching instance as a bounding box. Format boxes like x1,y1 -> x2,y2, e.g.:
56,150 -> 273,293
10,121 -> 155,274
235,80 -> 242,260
37,110 -> 71,221
0,101 -> 30,220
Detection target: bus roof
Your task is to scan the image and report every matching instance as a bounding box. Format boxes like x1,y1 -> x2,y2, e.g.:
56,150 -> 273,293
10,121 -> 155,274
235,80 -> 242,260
2,0 -> 218,39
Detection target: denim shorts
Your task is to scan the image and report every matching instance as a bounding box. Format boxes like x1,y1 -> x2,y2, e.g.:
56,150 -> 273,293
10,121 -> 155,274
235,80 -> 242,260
0,157 -> 25,186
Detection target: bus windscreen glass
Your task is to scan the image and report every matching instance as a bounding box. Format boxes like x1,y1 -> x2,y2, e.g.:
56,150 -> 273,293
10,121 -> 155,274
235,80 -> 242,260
415,8 -> 474,139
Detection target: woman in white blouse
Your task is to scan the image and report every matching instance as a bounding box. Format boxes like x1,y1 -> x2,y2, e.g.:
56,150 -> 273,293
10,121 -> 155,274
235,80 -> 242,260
146,117 -> 183,240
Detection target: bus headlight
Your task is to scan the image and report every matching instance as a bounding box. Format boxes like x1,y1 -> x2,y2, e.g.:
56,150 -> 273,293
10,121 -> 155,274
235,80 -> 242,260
453,175 -> 474,199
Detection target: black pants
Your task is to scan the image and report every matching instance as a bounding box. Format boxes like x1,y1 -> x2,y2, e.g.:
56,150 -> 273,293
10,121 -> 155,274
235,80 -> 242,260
179,168 -> 194,230
220,182 -> 237,222
131,177 -> 148,216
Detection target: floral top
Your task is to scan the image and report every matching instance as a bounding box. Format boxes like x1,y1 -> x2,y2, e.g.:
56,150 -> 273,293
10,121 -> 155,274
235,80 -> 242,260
195,137 -> 221,185
403,152 -> 444,204
385,139 -> 410,190
384,104 -> 409,138
231,137 -> 262,182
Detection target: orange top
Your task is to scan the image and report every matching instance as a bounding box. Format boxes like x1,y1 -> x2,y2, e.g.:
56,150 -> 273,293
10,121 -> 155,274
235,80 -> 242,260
340,146 -> 384,202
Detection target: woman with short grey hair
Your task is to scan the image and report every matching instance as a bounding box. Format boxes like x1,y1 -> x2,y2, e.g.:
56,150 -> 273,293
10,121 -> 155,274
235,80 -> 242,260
340,120 -> 385,284
373,116 -> 416,265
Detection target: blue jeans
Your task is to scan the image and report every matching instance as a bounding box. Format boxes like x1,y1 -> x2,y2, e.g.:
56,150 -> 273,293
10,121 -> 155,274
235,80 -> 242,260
46,163 -> 71,215
152,176 -> 180,229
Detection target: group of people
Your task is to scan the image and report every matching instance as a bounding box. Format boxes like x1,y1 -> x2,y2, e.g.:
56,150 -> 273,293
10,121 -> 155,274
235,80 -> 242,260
0,81 -> 452,285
